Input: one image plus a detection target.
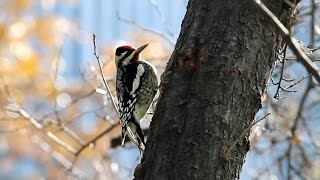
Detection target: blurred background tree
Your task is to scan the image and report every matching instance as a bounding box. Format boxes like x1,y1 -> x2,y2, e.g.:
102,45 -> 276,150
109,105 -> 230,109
0,0 -> 319,180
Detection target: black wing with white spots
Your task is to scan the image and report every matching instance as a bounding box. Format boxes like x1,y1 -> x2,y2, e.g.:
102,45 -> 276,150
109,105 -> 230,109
116,63 -> 145,126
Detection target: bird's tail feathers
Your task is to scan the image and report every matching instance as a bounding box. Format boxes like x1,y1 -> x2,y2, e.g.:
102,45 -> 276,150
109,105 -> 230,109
121,126 -> 127,146
127,127 -> 145,152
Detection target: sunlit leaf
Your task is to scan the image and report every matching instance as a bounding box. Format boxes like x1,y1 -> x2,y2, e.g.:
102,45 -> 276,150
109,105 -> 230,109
16,51 -> 40,78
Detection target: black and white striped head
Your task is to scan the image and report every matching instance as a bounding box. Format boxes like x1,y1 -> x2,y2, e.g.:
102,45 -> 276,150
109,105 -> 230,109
115,44 -> 148,67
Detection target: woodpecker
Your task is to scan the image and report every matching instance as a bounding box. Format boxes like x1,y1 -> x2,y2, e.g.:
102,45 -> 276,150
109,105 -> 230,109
115,44 -> 158,151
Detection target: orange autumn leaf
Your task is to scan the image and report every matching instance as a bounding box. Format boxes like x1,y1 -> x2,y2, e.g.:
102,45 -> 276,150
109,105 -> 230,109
17,53 -> 40,78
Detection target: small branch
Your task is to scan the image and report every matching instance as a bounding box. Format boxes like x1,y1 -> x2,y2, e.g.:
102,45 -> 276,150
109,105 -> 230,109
52,40 -> 69,125
147,0 -> 175,38
56,125 -> 85,146
21,106 -> 77,154
93,34 -> 119,115
75,124 -> 117,156
224,113 -> 271,160
282,0 -> 296,9
40,89 -> 97,120
2,80 -> 79,154
33,135 -> 85,178
274,44 -> 289,99
311,0 -> 316,47
291,79 -> 313,133
68,34 -> 122,171
253,0 -> 320,84
68,123 -> 118,171
285,74 -> 312,89
0,125 -> 31,133
52,51 -> 62,122
116,11 -> 175,46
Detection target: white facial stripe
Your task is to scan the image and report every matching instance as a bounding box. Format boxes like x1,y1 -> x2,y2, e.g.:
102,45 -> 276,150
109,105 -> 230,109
120,52 -> 126,58
122,52 -> 136,65
115,52 -> 127,62
130,64 -> 144,95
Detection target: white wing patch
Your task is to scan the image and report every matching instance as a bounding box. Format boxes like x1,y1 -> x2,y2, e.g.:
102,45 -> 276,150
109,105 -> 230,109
130,64 -> 145,95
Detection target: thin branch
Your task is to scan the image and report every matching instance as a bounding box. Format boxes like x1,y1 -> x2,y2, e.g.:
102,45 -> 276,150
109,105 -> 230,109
47,131 -> 78,154
116,11 -> 175,46
56,125 -> 85,146
76,124 -> 117,157
282,0 -> 296,9
291,80 -> 313,133
0,125 -> 31,133
67,34 -> 123,171
274,44 -> 289,99
6,102 -> 78,154
311,0 -> 316,47
147,0 -> 175,38
68,123 -> 118,171
40,89 -> 97,120
253,0 -> 320,84
32,135 -> 85,178
93,34 -> 119,115
2,80 -> 79,154
52,40 -> 68,125
224,113 -> 271,160
285,74 -> 312,89
284,77 -> 313,179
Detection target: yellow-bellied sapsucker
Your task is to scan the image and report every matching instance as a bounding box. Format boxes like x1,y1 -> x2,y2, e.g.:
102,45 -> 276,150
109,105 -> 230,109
115,44 -> 158,151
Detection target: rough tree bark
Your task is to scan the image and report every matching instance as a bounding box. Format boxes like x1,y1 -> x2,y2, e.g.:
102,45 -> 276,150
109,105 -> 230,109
135,0 -> 291,179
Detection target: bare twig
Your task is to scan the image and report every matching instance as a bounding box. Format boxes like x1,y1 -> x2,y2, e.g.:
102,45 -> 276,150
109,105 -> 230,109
285,79 -> 313,179
75,124 -> 117,157
93,34 -> 119,115
52,40 -> 68,125
0,125 -> 31,133
116,11 -> 175,46
6,102 -> 78,154
291,79 -> 313,133
2,79 -> 79,154
224,113 -> 271,160
40,89 -> 97,120
274,44 -> 289,99
285,74 -> 312,89
55,125 -> 85,145
68,34 -> 122,171
311,0 -> 316,47
32,135 -> 85,178
253,0 -> 320,84
147,0 -> 175,38
68,123 -> 118,171
282,0 -> 296,9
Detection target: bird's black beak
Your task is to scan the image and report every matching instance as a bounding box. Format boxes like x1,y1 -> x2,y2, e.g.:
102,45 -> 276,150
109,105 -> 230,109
134,44 -> 149,54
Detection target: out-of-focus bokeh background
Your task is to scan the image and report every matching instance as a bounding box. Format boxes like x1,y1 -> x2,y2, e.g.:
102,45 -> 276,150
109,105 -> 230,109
0,0 -> 319,179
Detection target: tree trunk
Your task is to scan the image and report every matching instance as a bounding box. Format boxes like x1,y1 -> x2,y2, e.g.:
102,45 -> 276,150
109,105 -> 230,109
135,0 -> 286,179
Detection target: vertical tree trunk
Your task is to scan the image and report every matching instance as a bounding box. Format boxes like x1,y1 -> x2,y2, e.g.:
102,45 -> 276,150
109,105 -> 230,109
135,0 -> 286,179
